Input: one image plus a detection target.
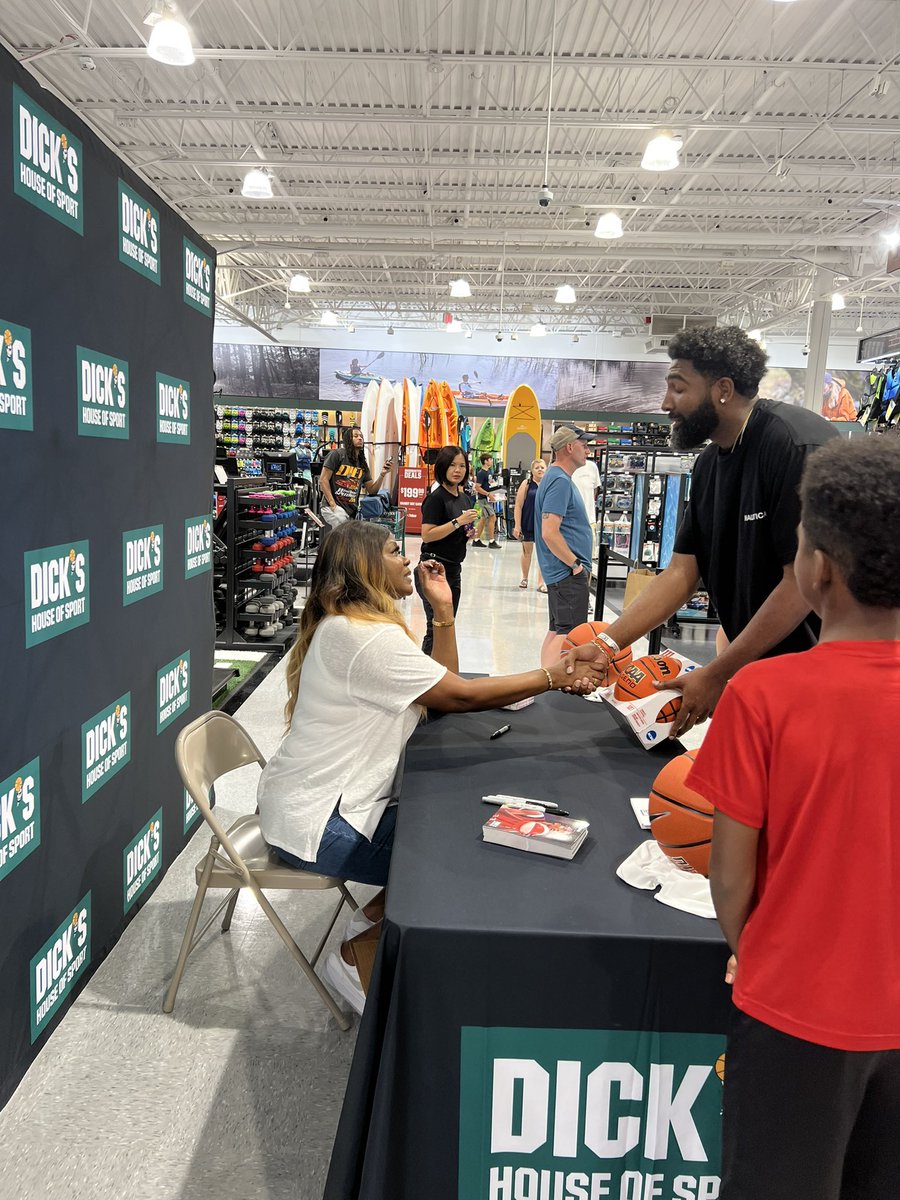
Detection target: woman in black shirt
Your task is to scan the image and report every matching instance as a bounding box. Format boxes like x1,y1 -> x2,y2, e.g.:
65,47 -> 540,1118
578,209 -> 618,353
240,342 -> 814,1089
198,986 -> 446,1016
415,445 -> 479,654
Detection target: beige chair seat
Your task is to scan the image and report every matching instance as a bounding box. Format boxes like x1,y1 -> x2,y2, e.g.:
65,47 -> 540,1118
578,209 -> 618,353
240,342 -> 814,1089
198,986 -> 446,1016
164,711 -> 358,1030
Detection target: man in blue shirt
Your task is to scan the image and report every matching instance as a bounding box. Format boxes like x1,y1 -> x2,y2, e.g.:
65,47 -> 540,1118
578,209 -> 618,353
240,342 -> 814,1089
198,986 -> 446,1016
535,424 -> 596,665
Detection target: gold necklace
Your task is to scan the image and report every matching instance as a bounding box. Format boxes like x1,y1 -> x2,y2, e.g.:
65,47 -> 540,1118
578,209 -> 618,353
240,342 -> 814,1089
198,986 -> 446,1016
731,404 -> 756,451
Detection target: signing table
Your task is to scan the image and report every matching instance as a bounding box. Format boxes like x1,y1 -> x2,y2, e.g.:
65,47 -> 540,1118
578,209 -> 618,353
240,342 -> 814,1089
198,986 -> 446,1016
325,692 -> 732,1200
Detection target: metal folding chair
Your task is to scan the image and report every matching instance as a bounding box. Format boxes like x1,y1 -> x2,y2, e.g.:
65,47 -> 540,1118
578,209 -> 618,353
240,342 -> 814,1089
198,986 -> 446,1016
163,710 -> 358,1030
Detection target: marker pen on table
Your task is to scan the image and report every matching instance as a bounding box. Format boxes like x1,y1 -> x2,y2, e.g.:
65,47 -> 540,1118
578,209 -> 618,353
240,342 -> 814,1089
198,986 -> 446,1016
490,724 -> 511,740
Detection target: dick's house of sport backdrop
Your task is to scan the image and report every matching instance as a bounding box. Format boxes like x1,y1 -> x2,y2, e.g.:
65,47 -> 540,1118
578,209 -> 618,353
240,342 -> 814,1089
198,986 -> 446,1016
0,47 -> 215,1106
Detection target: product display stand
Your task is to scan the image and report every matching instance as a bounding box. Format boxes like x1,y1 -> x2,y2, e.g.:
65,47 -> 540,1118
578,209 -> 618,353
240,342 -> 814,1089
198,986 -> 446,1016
214,476 -> 302,655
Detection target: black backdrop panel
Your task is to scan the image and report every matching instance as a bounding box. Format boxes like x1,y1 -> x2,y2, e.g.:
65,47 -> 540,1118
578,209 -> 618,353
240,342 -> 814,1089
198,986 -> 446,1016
0,49 -> 215,1107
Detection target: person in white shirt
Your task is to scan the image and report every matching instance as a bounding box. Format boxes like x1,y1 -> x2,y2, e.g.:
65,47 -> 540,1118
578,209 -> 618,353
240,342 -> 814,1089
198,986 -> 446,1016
256,521 -> 603,1013
571,455 -> 601,549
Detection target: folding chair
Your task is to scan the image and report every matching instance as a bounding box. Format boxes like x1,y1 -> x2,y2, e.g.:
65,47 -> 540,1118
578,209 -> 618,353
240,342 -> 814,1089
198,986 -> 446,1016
164,710 -> 358,1030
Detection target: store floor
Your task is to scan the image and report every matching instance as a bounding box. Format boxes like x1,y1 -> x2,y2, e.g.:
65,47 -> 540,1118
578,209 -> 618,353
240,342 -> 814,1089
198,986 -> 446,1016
0,537 -> 714,1200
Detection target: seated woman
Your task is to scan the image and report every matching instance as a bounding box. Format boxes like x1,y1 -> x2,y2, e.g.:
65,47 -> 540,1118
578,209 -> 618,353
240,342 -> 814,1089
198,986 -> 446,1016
256,521 -> 602,1014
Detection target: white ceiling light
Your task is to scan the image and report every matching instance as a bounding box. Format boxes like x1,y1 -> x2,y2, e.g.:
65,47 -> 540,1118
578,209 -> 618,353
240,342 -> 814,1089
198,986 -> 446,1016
510,331 -> 519,342
749,329 -> 763,341
289,273 -> 310,293
145,7 -> 195,67
445,318 -> 463,333
882,230 -> 900,250
641,133 -> 682,172
241,167 -> 273,199
449,278 -> 472,298
465,329 -> 473,339
319,310 -> 339,326
831,292 -> 846,311
346,324 -> 356,334
529,322 -> 547,338
555,284 -> 577,305
594,212 -> 624,239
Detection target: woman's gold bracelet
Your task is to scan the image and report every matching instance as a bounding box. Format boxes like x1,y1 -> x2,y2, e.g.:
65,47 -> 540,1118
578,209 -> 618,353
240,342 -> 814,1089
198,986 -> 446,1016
432,618 -> 455,628
542,668 -> 554,692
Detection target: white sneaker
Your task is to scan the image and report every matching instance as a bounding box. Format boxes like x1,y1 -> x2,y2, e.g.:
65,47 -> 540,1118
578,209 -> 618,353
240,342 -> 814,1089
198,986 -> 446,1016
323,952 -> 366,1015
345,907 -> 376,940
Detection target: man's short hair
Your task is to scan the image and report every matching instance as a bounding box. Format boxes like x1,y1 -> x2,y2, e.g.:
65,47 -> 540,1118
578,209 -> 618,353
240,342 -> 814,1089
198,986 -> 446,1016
480,453 -> 492,464
667,326 -> 769,398
801,436 -> 900,607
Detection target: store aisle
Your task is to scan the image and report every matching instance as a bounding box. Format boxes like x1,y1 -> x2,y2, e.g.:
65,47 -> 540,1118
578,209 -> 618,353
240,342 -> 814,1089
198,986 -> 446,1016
0,538 -> 702,1200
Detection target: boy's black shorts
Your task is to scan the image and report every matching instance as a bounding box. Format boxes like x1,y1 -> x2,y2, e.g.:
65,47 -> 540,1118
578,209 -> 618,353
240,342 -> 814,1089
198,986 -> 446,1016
722,1007 -> 900,1199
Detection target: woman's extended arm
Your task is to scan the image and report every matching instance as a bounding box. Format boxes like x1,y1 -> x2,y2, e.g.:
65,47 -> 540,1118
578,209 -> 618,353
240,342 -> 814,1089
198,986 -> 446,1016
513,480 -> 527,537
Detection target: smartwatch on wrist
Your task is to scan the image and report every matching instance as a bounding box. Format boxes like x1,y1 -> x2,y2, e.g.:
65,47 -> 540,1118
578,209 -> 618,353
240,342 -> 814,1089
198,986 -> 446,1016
451,518 -> 460,529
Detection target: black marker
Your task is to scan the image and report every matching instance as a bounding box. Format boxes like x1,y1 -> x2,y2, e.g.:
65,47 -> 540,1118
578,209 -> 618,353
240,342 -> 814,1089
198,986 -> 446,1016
490,724 -> 511,740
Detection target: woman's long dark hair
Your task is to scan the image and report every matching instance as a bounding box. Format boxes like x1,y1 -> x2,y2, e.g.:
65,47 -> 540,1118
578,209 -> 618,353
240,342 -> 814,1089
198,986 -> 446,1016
283,521 -> 413,725
341,425 -> 367,470
433,444 -> 468,487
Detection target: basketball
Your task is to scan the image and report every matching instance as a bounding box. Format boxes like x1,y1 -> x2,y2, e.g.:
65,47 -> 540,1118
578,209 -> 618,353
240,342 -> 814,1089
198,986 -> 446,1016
648,750 -> 714,876
560,621 -> 633,679
613,653 -> 682,702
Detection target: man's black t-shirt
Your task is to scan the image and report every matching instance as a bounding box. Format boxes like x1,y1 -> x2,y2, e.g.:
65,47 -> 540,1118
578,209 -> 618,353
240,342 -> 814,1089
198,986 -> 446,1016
673,399 -> 839,656
322,448 -> 372,516
420,486 -> 469,563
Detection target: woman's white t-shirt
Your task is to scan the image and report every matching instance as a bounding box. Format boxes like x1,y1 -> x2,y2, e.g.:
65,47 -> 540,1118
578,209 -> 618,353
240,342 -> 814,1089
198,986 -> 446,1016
257,616 -> 446,862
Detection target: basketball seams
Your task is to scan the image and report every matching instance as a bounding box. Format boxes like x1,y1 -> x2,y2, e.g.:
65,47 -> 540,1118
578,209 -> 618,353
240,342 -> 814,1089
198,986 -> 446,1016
649,788 -> 714,817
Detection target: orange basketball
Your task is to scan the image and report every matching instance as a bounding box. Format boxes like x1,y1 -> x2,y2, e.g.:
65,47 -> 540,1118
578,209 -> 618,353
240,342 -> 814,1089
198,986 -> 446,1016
648,750 -> 714,876
613,653 -> 682,702
560,621 -> 632,679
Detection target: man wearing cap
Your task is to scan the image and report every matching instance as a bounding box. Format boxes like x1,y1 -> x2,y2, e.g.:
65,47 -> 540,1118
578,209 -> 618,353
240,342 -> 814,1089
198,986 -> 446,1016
535,424 -> 597,666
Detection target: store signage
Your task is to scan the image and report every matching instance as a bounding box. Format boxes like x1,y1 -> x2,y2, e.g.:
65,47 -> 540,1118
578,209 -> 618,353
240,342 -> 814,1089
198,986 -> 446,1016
122,524 -> 164,605
182,236 -> 213,316
0,318 -> 33,431
157,372 -> 191,443
184,787 -> 200,833
184,514 -> 213,578
23,540 -> 90,647
398,466 -> 429,534
459,1027 -> 725,1200
81,694 -> 131,803
118,179 -> 160,284
857,325 -> 900,363
30,893 -> 91,1043
156,651 -> 190,732
123,809 -> 162,912
77,345 -> 129,439
0,757 -> 41,883
12,84 -> 83,234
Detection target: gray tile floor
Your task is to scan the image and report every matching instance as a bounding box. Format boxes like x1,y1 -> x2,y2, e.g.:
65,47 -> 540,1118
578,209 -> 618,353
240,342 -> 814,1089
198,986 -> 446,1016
0,535 -> 714,1199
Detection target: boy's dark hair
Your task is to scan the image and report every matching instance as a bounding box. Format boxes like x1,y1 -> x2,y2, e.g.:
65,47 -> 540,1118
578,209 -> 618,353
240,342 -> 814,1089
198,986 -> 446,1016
341,425 -> 365,468
479,453 -> 492,465
434,444 -> 469,486
667,326 -> 769,398
801,436 -> 900,607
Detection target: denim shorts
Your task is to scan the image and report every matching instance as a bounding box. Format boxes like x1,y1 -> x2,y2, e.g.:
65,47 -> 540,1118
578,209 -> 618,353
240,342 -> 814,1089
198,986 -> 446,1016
274,804 -> 397,887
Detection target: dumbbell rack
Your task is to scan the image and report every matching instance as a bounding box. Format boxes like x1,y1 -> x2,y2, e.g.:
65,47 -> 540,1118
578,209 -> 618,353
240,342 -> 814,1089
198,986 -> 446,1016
215,476 -> 299,655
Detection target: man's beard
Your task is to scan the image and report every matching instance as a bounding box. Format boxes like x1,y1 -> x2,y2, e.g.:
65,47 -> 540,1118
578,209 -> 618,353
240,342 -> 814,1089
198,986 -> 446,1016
669,392 -> 719,450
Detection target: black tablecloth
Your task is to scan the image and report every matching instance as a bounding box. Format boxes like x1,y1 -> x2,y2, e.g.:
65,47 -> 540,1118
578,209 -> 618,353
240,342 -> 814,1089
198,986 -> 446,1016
324,692 -> 731,1200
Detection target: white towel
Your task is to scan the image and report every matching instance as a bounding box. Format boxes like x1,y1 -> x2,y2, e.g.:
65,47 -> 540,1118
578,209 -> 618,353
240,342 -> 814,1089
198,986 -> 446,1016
616,840 -> 716,920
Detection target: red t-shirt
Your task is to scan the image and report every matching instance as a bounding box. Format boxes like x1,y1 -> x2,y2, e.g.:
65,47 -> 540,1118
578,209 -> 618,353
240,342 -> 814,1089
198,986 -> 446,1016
688,640 -> 900,1051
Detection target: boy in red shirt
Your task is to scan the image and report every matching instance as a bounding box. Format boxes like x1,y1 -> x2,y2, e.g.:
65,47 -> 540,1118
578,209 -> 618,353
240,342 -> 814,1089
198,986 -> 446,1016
687,436 -> 900,1200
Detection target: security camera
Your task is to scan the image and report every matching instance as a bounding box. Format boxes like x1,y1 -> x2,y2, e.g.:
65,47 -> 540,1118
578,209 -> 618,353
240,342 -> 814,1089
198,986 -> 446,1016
79,55 -> 96,71
496,331 -> 504,343
801,344 -> 809,356
539,184 -> 553,208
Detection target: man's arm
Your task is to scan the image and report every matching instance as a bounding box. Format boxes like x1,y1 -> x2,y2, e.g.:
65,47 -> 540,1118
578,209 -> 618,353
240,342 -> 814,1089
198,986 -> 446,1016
709,810 -> 759,974
363,458 -> 392,494
541,512 -> 582,572
319,465 -> 337,509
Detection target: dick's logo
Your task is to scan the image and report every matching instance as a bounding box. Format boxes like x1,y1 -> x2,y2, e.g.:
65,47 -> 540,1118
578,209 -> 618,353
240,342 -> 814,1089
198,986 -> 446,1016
24,540 -> 90,647
13,85 -> 83,234
184,787 -> 200,833
0,757 -> 41,883
123,809 -> 162,912
183,236 -> 213,316
157,372 -> 191,443
118,179 -> 160,284
81,693 -> 131,802
30,893 -> 91,1043
77,346 -> 129,439
0,318 -> 33,431
184,514 -> 212,578
459,1028 -> 724,1200
123,525 -> 164,605
157,651 -> 190,732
